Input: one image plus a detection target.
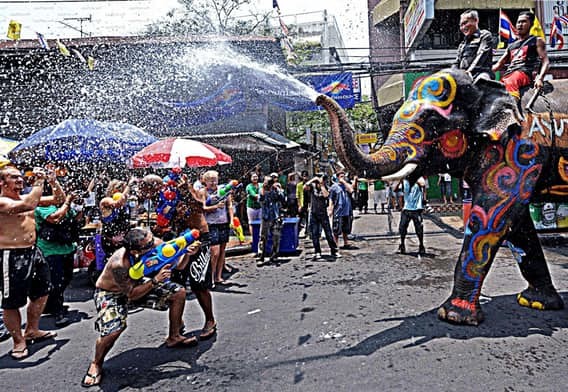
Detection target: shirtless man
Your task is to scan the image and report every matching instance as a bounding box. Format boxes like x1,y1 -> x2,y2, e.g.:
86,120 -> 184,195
0,166 -> 58,360
171,176 -> 216,339
140,173 -> 216,340
82,227 -> 199,387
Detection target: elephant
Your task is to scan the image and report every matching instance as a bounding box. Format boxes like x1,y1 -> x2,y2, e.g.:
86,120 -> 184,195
317,68 -> 568,326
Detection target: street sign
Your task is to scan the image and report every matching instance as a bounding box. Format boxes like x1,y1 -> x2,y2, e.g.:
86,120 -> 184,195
356,133 -> 378,144
404,0 -> 435,55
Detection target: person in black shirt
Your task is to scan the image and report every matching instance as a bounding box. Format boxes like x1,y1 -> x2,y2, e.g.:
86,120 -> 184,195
454,9 -> 495,81
492,11 -> 550,102
304,174 -> 340,260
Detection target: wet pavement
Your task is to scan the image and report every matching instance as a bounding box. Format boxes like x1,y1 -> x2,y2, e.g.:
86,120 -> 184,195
1,209 -> 567,391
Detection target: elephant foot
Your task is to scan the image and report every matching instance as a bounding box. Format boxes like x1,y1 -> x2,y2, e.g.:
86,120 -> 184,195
517,286 -> 565,310
437,298 -> 484,326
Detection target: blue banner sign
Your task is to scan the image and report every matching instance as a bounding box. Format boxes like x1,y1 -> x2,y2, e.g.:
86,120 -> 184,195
299,72 -> 356,111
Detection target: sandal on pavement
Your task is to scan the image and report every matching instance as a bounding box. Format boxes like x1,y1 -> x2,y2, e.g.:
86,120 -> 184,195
199,322 -> 217,340
81,370 -> 103,388
10,347 -> 29,360
25,330 -> 57,344
166,336 -> 198,348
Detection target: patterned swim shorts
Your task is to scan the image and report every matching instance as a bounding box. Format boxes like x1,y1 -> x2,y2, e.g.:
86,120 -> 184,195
94,280 -> 183,336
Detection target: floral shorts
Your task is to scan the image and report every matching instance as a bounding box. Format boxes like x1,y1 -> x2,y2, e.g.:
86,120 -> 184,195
94,280 -> 183,336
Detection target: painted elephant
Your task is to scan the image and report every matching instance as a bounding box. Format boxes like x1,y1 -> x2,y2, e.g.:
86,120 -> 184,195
317,68 -> 568,326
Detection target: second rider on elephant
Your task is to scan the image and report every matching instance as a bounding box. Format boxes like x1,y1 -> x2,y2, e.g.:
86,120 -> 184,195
492,11 -> 550,103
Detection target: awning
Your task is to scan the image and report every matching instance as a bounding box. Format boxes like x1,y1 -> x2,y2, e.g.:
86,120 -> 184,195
0,137 -> 18,167
188,131 -> 300,153
377,73 -> 405,106
372,0 -> 401,25
0,137 -> 18,156
435,0 -> 533,9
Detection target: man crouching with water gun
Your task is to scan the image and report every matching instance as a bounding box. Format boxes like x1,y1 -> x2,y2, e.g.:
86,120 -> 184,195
81,227 -> 200,388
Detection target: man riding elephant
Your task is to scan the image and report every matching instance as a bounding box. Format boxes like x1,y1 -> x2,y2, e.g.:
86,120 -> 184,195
317,68 -> 568,326
454,9 -> 494,81
492,11 -> 550,103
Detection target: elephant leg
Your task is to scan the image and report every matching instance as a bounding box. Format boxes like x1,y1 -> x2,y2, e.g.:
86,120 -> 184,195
438,137 -> 547,326
508,207 -> 564,311
437,223 -> 504,326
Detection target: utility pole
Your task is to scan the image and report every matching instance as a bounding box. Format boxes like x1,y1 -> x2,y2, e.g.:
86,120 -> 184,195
59,15 -> 92,37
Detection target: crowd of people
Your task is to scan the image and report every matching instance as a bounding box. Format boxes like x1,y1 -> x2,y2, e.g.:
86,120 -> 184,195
0,8 -> 550,387
0,164 -> 222,387
0,156 -> 475,386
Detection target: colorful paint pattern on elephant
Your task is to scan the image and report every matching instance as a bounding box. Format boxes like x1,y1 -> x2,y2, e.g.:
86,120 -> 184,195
522,113 -> 568,196
543,155 -> 568,196
386,73 -> 459,165
439,129 -> 468,158
560,156 -> 568,182
461,137 -> 542,301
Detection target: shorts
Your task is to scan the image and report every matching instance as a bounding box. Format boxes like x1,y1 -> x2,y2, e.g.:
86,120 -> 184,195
247,207 -> 261,225
373,189 -> 388,204
171,233 -> 213,291
440,181 -> 452,198
94,280 -> 183,337
502,70 -> 532,99
332,215 -> 352,237
1,247 -> 52,309
208,223 -> 230,245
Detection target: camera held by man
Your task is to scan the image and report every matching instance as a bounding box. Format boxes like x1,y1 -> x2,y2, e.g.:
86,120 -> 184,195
263,173 -> 282,192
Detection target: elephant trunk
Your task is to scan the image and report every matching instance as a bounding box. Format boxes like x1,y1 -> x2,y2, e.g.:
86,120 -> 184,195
316,94 -> 410,179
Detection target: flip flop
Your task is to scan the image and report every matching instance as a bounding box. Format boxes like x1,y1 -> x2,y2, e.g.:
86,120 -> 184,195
81,370 -> 103,388
25,330 -> 57,344
166,336 -> 198,348
199,322 -> 217,340
10,347 -> 28,360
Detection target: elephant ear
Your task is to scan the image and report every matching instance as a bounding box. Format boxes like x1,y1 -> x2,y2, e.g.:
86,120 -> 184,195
473,78 -> 524,141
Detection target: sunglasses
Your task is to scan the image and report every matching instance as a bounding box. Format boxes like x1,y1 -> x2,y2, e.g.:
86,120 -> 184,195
137,236 -> 155,253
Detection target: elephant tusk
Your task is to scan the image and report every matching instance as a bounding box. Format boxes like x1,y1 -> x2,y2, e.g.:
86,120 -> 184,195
381,163 -> 418,181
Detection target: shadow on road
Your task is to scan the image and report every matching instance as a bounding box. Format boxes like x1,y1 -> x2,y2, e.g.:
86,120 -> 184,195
339,291 -> 568,357
0,338 -> 70,369
97,337 -> 215,391
268,292 -> 568,369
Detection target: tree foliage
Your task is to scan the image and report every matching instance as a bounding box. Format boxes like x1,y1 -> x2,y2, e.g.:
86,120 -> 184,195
286,97 -> 380,147
145,0 -> 272,36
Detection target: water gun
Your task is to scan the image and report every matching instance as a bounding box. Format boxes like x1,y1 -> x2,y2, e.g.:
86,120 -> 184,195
155,167 -> 183,228
205,180 -> 242,206
129,229 -> 200,280
163,166 -> 182,184
231,217 -> 245,243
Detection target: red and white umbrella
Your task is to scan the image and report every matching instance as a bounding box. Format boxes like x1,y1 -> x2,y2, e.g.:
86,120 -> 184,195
128,138 -> 232,169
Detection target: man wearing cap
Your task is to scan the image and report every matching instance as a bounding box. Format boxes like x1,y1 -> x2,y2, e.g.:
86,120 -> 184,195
82,227 -> 199,387
257,173 -> 285,266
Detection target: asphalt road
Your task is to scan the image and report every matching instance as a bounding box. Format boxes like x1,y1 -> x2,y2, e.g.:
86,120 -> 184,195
1,211 -> 567,392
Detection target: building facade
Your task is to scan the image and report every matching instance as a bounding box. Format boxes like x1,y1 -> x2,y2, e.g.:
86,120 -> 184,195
368,0 -> 567,127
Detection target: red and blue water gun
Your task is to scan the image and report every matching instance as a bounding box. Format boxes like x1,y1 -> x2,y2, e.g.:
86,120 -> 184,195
155,167 -> 183,228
